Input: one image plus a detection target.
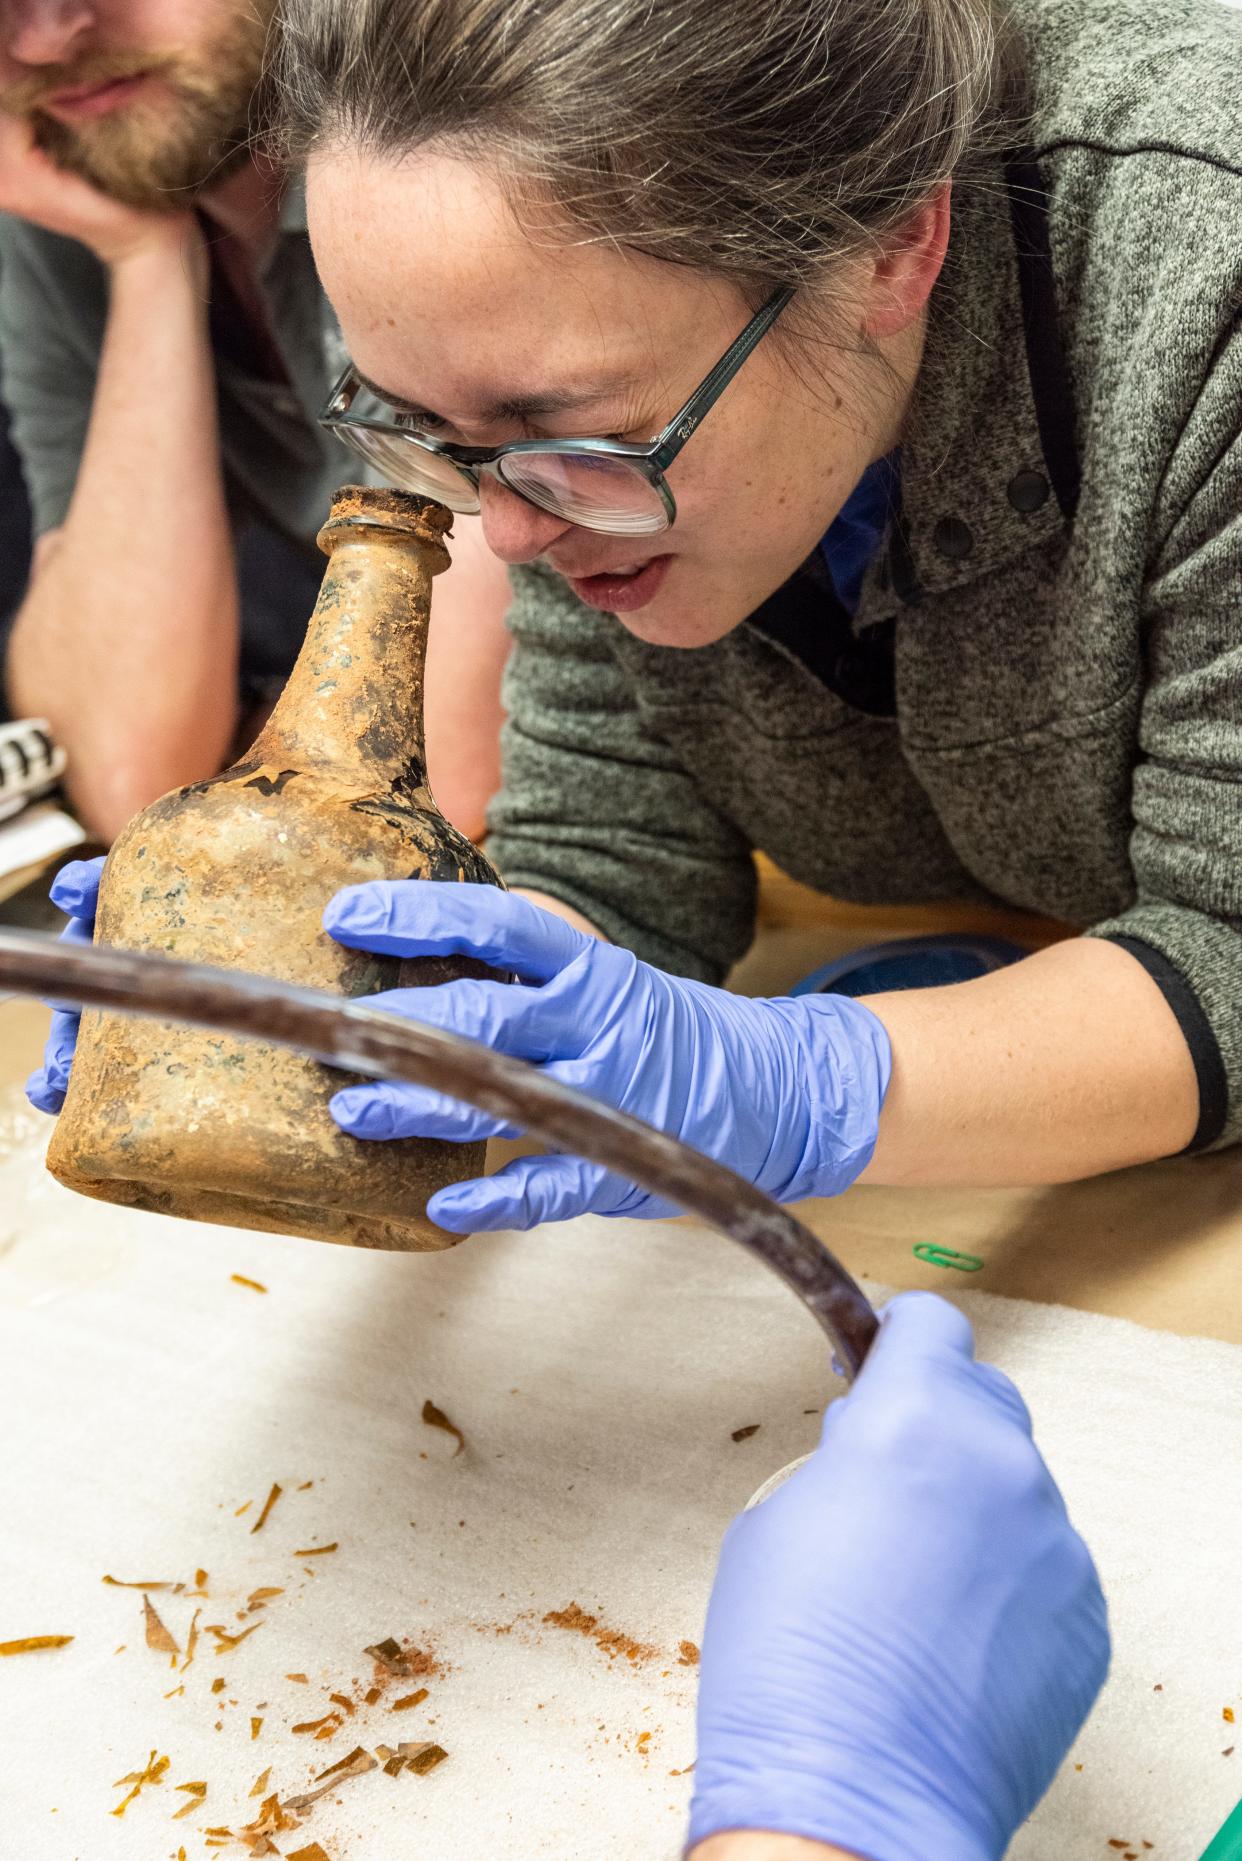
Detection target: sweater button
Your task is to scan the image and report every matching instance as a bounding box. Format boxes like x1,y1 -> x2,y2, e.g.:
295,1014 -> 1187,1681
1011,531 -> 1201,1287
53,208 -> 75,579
932,515 -> 974,560
1007,469 -> 1050,513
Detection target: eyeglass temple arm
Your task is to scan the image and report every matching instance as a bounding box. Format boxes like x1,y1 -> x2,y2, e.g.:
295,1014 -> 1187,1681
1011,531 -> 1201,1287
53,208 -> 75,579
648,287 -> 795,467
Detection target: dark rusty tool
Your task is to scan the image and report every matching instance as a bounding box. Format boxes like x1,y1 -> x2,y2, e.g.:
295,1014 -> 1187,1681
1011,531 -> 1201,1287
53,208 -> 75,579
0,929 -> 879,1377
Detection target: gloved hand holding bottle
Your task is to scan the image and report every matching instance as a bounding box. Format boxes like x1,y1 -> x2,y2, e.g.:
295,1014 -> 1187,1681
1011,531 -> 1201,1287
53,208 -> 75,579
321,879 -> 892,1230
29,870 -> 891,1237
25,855 -> 103,1116
687,1292 -> 1110,1861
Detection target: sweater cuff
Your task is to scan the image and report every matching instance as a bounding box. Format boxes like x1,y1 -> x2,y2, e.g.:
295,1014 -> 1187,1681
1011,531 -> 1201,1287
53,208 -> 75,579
1090,929 -> 1229,1152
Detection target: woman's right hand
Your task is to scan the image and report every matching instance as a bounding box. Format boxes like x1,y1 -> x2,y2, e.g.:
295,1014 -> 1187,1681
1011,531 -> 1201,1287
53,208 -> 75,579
25,857 -> 105,1115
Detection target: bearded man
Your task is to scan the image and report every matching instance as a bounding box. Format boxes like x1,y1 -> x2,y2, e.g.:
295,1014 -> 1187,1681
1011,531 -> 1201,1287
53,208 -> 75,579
0,1 -> 508,840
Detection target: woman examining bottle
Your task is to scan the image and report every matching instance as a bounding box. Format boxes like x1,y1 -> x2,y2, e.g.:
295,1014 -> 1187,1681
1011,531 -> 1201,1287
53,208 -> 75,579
239,0 -> 1241,1231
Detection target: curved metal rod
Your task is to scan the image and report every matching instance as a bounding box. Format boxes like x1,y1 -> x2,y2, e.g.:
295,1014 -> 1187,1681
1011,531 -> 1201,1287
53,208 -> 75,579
0,929 -> 878,1377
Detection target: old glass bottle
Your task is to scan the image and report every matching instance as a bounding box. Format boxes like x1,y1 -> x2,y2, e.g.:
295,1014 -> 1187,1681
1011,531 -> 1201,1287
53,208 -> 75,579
46,486 -> 501,1249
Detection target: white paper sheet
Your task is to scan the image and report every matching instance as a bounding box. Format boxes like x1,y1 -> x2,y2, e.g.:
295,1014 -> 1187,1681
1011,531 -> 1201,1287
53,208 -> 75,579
0,1099 -> 1238,1860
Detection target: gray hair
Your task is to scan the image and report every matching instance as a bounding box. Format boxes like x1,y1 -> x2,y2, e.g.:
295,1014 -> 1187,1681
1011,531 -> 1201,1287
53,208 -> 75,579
273,0 -> 1020,295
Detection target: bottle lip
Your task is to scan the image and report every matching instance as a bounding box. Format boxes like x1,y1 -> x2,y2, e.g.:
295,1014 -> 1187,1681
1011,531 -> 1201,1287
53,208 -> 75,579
317,484 -> 454,565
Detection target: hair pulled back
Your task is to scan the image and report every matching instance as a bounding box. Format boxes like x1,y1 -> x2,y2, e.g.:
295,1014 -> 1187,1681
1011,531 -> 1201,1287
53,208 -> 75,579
274,0 -> 1017,294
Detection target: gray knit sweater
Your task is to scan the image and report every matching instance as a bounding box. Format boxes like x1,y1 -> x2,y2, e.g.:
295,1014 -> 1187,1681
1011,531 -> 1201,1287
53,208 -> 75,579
488,0 -> 1242,1151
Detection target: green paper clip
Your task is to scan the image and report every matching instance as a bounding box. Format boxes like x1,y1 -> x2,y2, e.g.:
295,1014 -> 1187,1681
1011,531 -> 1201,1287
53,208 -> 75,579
912,1243 -> 984,1273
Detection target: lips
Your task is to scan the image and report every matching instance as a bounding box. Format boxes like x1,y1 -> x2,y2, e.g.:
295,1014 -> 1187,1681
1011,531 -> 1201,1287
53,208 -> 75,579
557,554 -> 674,615
42,72 -> 149,122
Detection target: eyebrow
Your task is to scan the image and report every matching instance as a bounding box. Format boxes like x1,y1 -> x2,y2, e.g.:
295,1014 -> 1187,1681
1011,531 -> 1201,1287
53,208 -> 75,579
353,366 -> 640,425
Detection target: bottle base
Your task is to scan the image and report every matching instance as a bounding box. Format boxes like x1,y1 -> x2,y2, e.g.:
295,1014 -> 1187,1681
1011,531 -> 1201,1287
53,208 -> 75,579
45,1159 -> 464,1252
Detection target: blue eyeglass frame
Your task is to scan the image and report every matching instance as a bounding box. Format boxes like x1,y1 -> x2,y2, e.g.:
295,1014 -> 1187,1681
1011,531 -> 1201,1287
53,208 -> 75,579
318,286 -> 795,531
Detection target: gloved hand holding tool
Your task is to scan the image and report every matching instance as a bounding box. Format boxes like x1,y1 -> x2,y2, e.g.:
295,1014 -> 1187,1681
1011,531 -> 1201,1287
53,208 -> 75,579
689,1291 -> 1110,1861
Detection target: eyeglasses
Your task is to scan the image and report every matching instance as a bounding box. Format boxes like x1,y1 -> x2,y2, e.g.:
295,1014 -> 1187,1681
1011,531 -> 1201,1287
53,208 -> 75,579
318,288 -> 794,538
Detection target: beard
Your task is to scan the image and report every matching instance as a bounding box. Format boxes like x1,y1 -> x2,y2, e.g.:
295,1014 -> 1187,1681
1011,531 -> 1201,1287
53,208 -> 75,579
1,4 -> 277,211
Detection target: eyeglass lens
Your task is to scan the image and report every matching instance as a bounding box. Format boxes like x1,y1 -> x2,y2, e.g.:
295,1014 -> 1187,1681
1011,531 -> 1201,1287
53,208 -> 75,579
333,426 -> 670,536
497,453 -> 669,536
332,427 -> 483,513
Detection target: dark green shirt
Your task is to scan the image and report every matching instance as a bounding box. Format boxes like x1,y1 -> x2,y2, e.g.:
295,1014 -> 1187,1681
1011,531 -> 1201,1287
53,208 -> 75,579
489,0 -> 1242,1150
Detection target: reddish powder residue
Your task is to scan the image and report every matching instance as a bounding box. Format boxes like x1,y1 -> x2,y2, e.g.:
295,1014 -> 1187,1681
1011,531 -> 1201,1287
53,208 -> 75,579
368,1640 -> 447,1691
542,1603 -> 657,1666
399,1644 -> 444,1679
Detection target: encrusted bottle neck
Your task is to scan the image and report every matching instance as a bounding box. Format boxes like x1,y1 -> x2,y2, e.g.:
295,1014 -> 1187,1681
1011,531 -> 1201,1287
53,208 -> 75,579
247,486 -> 452,792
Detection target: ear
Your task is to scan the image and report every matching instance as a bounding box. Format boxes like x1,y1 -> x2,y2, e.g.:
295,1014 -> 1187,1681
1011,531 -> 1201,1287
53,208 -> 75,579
861,183 -> 951,339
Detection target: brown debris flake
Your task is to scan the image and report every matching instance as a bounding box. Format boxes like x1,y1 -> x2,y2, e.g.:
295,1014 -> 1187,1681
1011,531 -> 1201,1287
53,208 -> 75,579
365,1635 -> 406,1670
231,1274 -> 268,1293
251,1483 -> 283,1535
251,1717 -> 264,1740
110,1749 -> 169,1817
313,1745 -> 377,1787
364,1686 -> 382,1706
143,1595 -> 180,1658
329,1691 -> 356,1716
288,1846 -> 333,1861
236,1791 -> 301,1854
421,1398 -> 465,1456
292,1711 -> 342,1738
181,1608 -> 202,1673
204,1620 -> 263,1653
286,1672 -> 309,1683
171,1781 -> 207,1820
282,1747 -> 376,1813
677,1640 -> 700,1666
363,1635 -> 443,1678
390,1688 -> 429,1712
247,1588 -> 285,1610
731,1424 -> 760,1442
294,1542 -> 338,1557
250,1767 -> 273,1797
0,1635 -> 73,1655
1226,1707 -> 1236,1724
399,1741 -> 448,1775
102,1575 -> 173,1591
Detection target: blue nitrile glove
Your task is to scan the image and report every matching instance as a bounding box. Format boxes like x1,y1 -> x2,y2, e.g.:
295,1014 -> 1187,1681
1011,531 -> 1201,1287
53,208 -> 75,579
323,881 -> 892,1232
688,1292 -> 1110,1861
25,856 -> 106,1115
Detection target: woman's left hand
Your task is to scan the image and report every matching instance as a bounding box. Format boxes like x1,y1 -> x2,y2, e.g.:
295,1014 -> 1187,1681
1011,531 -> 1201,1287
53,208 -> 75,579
324,880 -> 892,1231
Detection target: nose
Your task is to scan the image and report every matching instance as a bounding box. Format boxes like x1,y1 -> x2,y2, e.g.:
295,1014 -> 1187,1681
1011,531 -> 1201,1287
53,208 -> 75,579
4,2 -> 97,68
478,475 -> 576,566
